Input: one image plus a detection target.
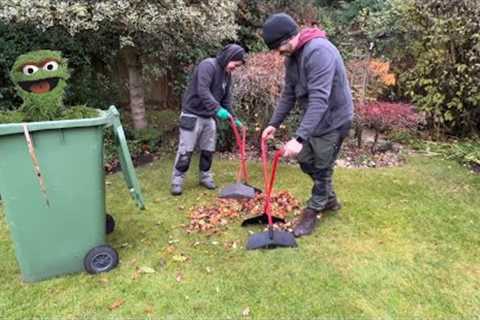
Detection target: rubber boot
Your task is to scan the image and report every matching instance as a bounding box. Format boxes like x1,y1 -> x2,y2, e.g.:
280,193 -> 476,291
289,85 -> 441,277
199,171 -> 216,190
171,170 -> 185,196
293,208 -> 319,238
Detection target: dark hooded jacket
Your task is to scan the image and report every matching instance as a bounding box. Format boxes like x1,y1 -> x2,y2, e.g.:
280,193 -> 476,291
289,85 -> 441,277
181,44 -> 245,118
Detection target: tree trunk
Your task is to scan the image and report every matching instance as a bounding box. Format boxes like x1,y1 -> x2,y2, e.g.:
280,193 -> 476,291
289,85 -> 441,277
355,43 -> 374,148
122,47 -> 147,129
371,130 -> 379,154
360,48 -> 372,105
355,122 -> 363,148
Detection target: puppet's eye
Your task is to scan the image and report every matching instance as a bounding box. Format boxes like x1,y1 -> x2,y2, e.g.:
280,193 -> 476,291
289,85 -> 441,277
43,61 -> 58,71
22,65 -> 39,75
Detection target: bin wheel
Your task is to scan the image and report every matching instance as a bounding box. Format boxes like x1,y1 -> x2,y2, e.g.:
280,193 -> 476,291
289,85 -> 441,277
106,214 -> 115,234
84,245 -> 119,274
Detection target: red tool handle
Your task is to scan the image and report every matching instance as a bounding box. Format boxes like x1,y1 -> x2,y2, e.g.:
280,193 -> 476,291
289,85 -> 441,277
228,116 -> 249,183
261,136 -> 284,226
241,125 -> 249,181
261,137 -> 269,193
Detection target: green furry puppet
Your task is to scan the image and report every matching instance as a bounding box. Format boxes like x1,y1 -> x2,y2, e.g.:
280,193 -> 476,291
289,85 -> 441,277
0,50 -> 97,123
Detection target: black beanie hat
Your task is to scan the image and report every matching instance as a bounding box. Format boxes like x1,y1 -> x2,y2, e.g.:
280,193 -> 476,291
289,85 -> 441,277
262,13 -> 299,50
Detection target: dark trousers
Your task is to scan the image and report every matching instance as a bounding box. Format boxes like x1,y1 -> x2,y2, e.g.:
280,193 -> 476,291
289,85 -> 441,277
296,122 -> 351,211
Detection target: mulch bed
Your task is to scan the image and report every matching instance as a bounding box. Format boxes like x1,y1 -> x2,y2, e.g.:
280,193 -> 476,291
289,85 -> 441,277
218,139 -> 409,169
104,134 -> 411,175
336,140 -> 409,168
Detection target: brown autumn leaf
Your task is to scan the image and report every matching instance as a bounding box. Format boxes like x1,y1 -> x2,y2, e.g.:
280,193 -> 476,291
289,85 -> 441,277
132,269 -> 141,280
109,299 -> 125,311
193,241 -> 201,247
98,276 -> 109,285
144,306 -> 154,315
172,254 -> 188,263
165,245 -> 177,254
139,266 -> 156,274
176,273 -> 183,282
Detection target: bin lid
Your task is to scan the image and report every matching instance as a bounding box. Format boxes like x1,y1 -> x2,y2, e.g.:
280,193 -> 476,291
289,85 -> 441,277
108,106 -> 146,210
0,110 -> 111,136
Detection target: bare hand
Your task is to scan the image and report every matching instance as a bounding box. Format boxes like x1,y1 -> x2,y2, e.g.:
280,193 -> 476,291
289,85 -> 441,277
262,125 -> 277,140
283,138 -> 303,158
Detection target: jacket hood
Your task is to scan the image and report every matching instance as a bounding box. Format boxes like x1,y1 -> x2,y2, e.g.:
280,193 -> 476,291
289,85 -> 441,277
296,27 -> 327,51
216,44 -> 246,68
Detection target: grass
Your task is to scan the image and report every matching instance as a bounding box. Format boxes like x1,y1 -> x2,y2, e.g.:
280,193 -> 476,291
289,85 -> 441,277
1,155 -> 480,319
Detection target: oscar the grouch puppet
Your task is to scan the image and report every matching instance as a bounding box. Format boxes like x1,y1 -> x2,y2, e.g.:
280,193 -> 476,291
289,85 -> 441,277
0,49 -> 97,123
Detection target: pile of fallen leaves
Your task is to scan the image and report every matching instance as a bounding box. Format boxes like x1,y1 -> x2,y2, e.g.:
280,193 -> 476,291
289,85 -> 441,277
186,190 -> 301,235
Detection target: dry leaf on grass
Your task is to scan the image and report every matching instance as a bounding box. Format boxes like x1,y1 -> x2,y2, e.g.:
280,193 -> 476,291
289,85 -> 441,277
193,241 -> 201,247
176,273 -> 183,282
172,254 -> 189,262
165,245 -> 177,254
132,270 -> 141,280
144,306 -> 154,315
139,266 -> 156,274
109,299 -> 125,311
98,276 -> 109,285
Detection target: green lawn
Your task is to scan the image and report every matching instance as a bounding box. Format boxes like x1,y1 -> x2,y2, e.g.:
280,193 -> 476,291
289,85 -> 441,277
1,155 -> 479,318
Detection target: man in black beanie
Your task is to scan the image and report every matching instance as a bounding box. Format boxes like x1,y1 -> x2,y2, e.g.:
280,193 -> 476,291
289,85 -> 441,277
261,13 -> 354,237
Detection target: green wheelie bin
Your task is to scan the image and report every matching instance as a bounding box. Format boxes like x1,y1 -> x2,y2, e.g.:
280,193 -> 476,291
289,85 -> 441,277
0,106 -> 145,282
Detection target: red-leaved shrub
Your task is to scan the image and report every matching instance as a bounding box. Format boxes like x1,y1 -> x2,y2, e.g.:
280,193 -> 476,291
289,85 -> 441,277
355,102 -> 420,149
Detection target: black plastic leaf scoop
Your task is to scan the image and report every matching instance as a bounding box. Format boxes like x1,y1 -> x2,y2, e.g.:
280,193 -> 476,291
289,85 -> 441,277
245,140 -> 297,250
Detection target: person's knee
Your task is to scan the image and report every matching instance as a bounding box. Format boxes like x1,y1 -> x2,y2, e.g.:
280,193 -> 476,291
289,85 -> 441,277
175,152 -> 193,172
300,161 -> 331,178
199,150 -> 214,172
313,168 -> 330,181
299,161 -> 315,175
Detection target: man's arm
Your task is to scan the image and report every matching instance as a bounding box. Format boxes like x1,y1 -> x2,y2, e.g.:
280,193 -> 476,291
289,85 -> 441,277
268,80 -> 296,128
295,49 -> 335,141
220,77 -> 236,117
197,61 -> 221,113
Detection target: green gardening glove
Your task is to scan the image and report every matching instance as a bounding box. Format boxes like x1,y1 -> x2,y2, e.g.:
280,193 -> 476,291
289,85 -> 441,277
235,119 -> 243,127
216,107 -> 231,120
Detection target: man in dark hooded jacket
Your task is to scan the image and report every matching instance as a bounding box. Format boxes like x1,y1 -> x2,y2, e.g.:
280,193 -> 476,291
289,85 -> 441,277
261,13 -> 354,237
171,44 -> 246,196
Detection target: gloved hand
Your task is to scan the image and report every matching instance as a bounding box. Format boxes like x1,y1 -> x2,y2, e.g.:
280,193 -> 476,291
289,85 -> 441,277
235,119 -> 243,127
216,107 -> 231,120
262,125 -> 277,140
283,138 -> 303,158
